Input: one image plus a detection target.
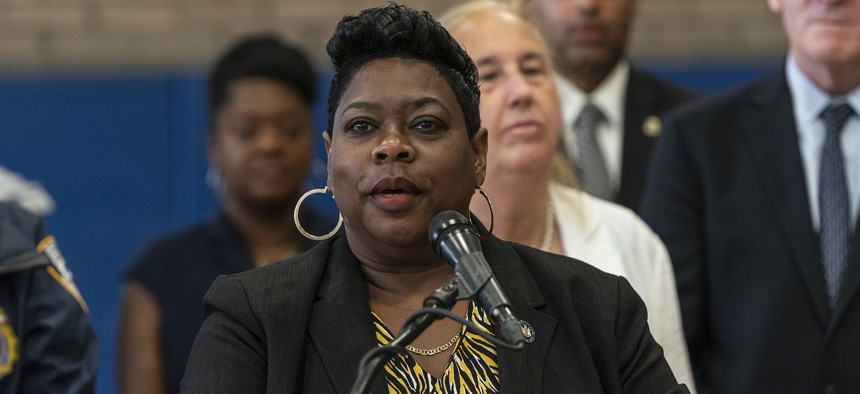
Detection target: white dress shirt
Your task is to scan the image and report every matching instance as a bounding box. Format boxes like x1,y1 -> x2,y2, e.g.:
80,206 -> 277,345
556,61 -> 629,194
786,54 -> 860,231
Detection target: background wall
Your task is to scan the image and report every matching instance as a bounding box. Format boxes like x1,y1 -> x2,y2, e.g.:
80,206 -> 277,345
0,0 -> 785,73
0,0 -> 786,393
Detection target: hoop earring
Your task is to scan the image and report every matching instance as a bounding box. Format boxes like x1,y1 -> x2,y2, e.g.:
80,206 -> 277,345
294,186 -> 343,241
205,165 -> 222,191
471,186 -> 494,239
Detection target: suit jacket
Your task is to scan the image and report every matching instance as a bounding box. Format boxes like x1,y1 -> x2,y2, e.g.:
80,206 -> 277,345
180,231 -> 687,393
615,67 -> 700,211
640,70 -> 860,393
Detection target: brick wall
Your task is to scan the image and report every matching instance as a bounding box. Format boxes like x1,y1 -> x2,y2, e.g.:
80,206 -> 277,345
0,0 -> 787,74
632,0 -> 786,62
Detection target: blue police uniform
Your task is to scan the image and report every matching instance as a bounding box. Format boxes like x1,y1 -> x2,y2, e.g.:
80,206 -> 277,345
0,201 -> 97,394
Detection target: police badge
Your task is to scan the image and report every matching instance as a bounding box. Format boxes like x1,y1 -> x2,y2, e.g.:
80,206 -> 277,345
0,306 -> 19,379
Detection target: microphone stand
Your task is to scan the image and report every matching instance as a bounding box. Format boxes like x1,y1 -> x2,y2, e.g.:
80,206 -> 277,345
350,279 -> 460,394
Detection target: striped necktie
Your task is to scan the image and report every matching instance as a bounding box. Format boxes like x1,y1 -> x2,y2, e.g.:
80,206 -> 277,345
819,102 -> 855,310
573,103 -> 612,199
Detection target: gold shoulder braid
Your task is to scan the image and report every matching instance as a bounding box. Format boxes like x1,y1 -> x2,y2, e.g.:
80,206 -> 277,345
405,332 -> 461,356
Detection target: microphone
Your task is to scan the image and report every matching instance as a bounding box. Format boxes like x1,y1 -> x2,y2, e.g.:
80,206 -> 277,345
428,211 -> 526,346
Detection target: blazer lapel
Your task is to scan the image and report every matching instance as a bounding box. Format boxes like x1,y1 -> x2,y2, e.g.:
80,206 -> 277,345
619,69 -> 659,208
745,72 -> 829,324
497,307 -> 557,392
306,237 -> 382,393
482,237 -> 557,392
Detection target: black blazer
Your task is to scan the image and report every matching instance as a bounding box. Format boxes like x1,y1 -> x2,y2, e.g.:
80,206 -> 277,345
615,67 -> 701,211
641,71 -> 860,393
180,232 -> 687,393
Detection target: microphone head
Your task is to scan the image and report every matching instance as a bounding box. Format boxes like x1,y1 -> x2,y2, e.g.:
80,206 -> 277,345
428,210 -> 473,253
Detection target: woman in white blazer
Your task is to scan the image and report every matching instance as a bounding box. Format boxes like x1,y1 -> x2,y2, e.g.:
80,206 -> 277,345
441,2 -> 695,390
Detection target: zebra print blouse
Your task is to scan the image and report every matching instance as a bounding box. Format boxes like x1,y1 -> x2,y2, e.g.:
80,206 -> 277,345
371,302 -> 500,393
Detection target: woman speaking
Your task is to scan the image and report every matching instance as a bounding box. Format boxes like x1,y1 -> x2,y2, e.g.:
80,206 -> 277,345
180,3 -> 686,393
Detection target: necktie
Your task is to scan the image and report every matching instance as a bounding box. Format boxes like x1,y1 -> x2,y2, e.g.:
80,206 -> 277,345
573,103 -> 612,199
819,102 -> 854,310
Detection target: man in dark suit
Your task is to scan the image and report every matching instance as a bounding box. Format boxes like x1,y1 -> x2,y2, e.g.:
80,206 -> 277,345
640,0 -> 860,392
523,0 -> 699,211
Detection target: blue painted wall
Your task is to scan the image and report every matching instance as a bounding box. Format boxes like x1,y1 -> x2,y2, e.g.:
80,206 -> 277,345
0,62 -> 776,393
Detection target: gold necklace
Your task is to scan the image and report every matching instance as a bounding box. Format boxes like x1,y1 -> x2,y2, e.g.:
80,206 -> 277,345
404,332 -> 461,356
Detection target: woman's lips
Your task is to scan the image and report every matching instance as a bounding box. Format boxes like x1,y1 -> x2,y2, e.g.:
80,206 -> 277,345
370,177 -> 421,210
504,120 -> 544,137
372,192 -> 420,210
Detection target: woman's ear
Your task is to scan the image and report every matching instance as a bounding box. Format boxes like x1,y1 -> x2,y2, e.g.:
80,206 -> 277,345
322,131 -> 332,158
471,127 -> 489,186
322,131 -> 333,190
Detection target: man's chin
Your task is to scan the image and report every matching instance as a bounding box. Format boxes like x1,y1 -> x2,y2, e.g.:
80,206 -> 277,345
561,48 -> 618,73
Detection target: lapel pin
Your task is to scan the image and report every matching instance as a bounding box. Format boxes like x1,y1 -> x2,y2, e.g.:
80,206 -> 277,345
519,320 -> 535,343
642,115 -> 662,138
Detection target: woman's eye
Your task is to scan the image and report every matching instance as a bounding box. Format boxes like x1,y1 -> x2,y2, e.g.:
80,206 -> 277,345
478,71 -> 498,83
522,67 -> 544,76
521,58 -> 548,79
281,126 -> 300,138
279,120 -> 305,138
346,119 -> 376,134
233,125 -> 257,140
411,118 -> 445,133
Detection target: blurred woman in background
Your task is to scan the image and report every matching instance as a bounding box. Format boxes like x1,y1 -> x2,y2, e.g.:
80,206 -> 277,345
116,34 -> 334,394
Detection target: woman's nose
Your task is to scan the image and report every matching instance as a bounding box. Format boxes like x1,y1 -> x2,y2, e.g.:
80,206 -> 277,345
506,72 -> 535,108
255,124 -> 288,153
372,127 -> 415,162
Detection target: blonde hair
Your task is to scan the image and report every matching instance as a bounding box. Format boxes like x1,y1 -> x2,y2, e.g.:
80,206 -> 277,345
438,0 -> 530,37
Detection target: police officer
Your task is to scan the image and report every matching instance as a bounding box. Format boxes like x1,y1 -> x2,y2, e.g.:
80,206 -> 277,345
0,201 -> 97,393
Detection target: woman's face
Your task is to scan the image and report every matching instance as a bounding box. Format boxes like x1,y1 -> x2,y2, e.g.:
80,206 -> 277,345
325,57 -> 487,257
209,77 -> 313,211
450,9 -> 561,174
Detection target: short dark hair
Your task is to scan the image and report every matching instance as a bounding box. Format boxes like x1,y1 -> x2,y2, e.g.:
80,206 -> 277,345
324,3 -> 481,138
207,34 -> 316,133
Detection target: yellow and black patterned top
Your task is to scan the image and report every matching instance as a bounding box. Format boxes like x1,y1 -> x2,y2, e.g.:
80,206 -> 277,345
372,302 -> 500,394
